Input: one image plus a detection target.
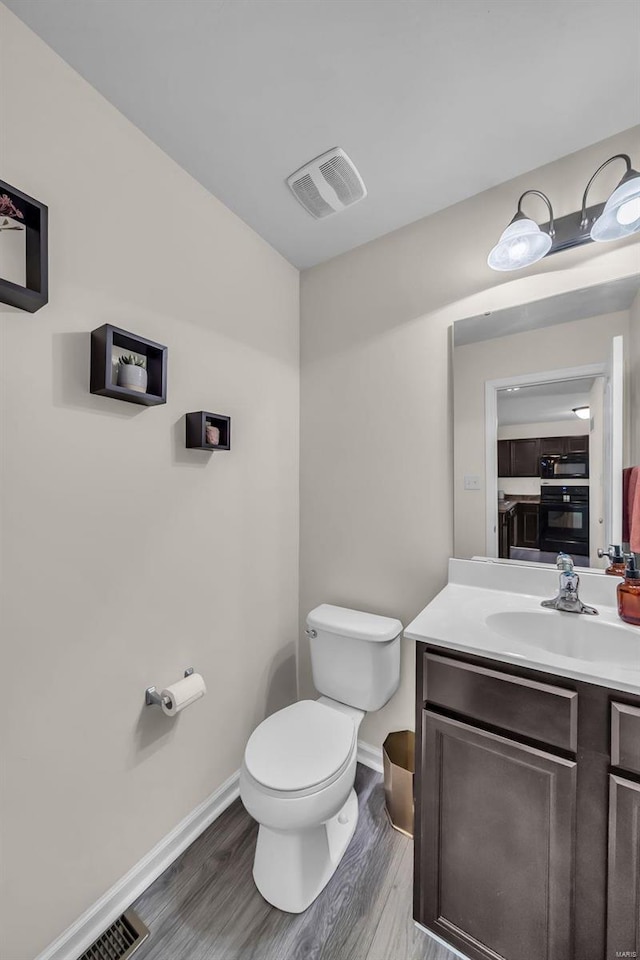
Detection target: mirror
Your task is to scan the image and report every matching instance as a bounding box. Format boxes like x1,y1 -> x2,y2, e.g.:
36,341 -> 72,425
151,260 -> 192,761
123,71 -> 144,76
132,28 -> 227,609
453,275 -> 640,568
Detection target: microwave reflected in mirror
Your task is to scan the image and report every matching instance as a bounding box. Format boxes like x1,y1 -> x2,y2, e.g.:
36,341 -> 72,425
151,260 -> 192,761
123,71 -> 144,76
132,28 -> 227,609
453,275 -> 640,568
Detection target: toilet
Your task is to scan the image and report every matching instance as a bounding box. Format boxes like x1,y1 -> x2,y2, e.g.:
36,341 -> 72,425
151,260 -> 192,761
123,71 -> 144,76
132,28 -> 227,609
240,603 -> 402,913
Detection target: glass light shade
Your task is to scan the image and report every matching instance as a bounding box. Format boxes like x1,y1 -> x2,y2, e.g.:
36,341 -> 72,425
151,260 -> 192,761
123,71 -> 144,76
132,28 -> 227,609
573,406 -> 590,420
487,218 -> 552,271
590,173 -> 640,241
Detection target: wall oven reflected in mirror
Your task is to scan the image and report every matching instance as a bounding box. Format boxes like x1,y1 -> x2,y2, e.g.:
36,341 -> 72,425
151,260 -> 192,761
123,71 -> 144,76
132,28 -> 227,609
453,275 -> 640,569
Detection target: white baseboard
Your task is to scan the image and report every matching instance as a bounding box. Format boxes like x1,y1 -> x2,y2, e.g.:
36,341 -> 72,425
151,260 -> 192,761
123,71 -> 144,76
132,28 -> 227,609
414,922 -> 472,960
37,740 -> 384,960
36,770 -> 240,960
357,738 -> 384,773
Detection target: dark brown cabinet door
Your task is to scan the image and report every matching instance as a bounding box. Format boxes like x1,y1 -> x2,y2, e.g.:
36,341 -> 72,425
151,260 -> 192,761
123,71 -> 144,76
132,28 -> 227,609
513,503 -> 539,548
510,438 -> 540,477
499,437 -> 588,478
498,507 -> 515,558
540,436 -> 568,456
419,711 -> 577,960
498,440 -> 511,478
567,435 -> 589,453
539,436 -> 589,455
607,775 -> 640,960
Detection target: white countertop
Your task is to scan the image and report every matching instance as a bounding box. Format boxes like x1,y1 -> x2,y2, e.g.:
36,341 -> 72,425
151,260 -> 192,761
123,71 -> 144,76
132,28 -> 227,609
404,558 -> 640,696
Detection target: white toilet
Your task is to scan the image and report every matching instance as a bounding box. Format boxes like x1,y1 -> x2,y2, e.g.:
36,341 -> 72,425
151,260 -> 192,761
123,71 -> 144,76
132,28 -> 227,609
240,603 -> 402,913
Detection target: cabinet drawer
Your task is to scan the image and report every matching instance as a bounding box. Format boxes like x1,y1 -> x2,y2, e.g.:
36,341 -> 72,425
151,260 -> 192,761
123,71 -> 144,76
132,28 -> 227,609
611,702 -> 640,775
423,652 -> 578,752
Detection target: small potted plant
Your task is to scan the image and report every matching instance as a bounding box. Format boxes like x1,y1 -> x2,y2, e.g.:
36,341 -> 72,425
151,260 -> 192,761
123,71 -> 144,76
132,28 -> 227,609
117,354 -> 147,394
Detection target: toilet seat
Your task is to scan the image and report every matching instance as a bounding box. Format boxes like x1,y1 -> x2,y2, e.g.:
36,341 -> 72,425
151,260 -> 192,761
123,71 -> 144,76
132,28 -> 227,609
244,700 -> 356,794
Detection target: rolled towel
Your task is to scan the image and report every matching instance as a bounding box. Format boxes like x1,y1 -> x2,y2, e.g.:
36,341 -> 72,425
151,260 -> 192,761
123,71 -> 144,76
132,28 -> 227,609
629,466 -> 640,554
623,467 -> 632,543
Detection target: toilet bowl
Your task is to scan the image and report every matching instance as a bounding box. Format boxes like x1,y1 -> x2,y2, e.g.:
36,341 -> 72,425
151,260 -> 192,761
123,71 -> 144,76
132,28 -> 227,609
240,604 -> 403,913
240,698 -> 363,913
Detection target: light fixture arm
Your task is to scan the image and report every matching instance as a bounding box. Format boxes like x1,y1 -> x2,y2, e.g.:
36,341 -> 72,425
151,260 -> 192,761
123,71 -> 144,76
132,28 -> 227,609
516,190 -> 555,237
580,154 -> 632,227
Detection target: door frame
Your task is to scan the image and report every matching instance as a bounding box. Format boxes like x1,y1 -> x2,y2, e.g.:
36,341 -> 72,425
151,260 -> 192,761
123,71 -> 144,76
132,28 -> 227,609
484,362 -> 606,558
604,335 -> 625,553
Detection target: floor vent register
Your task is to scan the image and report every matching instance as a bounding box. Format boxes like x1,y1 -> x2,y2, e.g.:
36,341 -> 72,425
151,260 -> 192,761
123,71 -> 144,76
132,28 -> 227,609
77,909 -> 149,960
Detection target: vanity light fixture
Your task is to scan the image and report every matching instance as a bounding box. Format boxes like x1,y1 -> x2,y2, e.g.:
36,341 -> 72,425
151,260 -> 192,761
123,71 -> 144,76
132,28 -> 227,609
488,153 -> 640,272
572,406 -> 591,420
487,190 -> 553,271
588,155 -> 640,241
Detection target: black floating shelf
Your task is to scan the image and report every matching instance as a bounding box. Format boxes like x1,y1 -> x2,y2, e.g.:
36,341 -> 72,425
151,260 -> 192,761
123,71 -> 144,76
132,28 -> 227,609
185,412 -> 231,451
90,324 -> 167,406
0,178 -> 48,313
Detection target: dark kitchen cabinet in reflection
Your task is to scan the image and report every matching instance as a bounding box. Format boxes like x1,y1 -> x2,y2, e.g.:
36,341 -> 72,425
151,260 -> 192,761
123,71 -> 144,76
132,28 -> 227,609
514,502 -> 539,549
509,439 -> 540,477
499,436 -> 589,477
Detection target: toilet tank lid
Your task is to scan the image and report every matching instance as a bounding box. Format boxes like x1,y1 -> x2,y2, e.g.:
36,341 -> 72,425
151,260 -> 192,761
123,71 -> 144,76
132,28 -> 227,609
306,604 -> 403,643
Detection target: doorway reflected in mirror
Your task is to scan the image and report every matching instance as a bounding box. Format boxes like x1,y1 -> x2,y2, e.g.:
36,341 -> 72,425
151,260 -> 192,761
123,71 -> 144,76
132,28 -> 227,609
453,275 -> 639,568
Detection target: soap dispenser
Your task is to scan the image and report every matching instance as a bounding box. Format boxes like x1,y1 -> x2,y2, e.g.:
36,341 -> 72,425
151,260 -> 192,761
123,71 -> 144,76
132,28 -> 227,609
617,555 -> 640,626
598,544 -> 626,576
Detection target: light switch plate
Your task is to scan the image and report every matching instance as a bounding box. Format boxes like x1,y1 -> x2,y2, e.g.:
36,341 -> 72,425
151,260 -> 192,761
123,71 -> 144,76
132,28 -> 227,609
464,475 -> 481,491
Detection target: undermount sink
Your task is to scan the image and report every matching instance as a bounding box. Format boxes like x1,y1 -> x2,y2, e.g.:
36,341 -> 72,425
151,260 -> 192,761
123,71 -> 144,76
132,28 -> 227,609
485,610 -> 639,665
404,559 -> 640,694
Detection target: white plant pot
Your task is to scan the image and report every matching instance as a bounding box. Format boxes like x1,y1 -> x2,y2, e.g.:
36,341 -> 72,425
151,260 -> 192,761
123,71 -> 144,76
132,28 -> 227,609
118,364 -> 148,393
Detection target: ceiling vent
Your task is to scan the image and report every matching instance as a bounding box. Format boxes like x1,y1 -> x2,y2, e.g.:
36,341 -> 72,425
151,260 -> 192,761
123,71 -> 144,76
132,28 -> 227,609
287,148 -> 367,219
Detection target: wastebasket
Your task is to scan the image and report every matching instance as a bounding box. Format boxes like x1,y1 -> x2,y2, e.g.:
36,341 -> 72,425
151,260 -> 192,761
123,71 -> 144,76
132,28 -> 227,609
382,730 -> 415,837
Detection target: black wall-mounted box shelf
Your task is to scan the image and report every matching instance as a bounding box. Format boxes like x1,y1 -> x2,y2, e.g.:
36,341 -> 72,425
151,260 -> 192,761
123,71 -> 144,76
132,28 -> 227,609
185,412 -> 231,450
0,178 -> 48,313
90,324 -> 168,406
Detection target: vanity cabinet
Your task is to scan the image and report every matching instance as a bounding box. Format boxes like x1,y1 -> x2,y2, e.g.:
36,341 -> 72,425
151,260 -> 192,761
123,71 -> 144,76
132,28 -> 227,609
607,775 -> 640,958
414,644 -> 640,960
607,702 -> 640,958
420,711 -> 576,960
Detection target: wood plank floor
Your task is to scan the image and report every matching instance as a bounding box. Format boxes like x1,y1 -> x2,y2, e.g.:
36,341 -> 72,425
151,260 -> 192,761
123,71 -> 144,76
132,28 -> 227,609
132,765 -> 458,960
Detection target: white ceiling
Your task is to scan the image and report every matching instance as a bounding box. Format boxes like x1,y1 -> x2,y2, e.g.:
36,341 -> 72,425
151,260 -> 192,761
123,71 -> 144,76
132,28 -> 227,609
498,379 -> 595,426
6,0 -> 640,268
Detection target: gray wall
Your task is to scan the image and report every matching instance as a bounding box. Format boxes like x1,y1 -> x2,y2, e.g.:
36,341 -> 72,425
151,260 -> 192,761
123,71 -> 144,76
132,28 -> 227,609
0,9 -> 299,959
300,126 -> 640,750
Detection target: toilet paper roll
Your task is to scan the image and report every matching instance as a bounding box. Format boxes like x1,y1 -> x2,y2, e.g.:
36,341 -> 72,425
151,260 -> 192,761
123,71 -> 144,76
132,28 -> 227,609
161,673 -> 207,717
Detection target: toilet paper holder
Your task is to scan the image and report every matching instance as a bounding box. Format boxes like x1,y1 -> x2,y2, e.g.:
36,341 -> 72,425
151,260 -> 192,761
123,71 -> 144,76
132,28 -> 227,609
145,667 -> 194,708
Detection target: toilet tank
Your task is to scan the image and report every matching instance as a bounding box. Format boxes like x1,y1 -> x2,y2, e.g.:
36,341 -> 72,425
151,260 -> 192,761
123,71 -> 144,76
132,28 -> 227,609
306,604 -> 403,711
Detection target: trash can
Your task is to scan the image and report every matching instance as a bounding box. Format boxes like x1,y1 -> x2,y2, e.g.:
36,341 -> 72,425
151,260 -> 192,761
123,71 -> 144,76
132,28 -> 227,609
382,730 -> 415,837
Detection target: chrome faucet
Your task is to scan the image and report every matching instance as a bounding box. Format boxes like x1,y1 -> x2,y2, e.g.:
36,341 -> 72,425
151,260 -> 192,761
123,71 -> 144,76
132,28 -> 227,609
541,553 -> 598,616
